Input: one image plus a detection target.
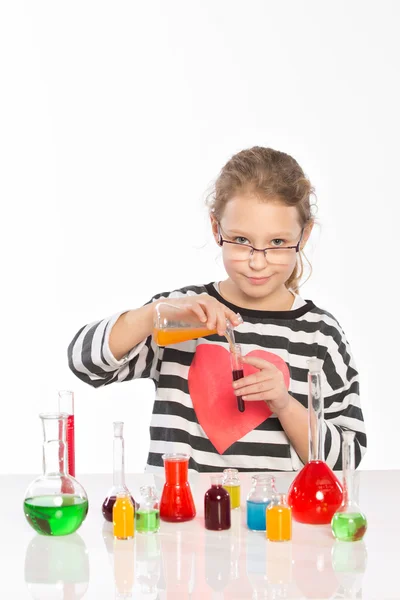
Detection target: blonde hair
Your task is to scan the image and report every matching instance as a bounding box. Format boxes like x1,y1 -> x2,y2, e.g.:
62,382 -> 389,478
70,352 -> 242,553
207,146 -> 316,292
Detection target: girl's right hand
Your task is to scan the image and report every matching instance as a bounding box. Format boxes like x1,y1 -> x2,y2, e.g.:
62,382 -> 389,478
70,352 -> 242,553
155,293 -> 242,336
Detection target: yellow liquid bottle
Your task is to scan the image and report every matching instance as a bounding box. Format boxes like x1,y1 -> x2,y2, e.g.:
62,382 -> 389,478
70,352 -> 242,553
222,468 -> 241,509
113,493 -> 134,540
266,494 -> 292,542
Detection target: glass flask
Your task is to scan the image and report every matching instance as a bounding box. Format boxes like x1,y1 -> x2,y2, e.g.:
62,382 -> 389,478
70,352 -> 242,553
153,301 -> 242,348
159,453 -> 196,522
204,474 -> 231,530
287,358 -> 343,524
231,343 -> 245,412
102,421 -> 135,522
136,485 -> 160,534
246,474 -> 276,531
266,493 -> 292,542
24,533 -> 89,600
222,468 -> 241,509
58,390 -> 75,477
331,430 -> 367,541
23,413 -> 88,536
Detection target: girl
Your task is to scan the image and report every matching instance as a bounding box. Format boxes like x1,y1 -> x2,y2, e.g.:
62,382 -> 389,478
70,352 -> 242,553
68,147 -> 366,474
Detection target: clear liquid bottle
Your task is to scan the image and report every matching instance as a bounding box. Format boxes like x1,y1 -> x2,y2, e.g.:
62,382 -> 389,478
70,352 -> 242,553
159,453 -> 196,522
246,474 -> 276,531
222,468 -> 241,509
331,430 -> 367,541
266,493 -> 292,542
153,301 -> 242,348
287,358 -> 343,524
204,474 -> 231,530
23,413 -> 88,536
102,421 -> 135,522
136,485 -> 160,534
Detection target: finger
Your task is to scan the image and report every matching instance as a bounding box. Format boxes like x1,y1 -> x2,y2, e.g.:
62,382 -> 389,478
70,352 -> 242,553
205,306 -> 218,330
216,308 -> 228,336
224,307 -> 242,327
233,371 -> 272,389
234,381 -> 275,397
242,356 -> 277,371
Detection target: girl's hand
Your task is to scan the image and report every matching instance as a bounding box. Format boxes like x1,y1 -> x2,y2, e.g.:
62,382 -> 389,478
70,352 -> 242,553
156,294 -> 242,336
232,355 -> 291,415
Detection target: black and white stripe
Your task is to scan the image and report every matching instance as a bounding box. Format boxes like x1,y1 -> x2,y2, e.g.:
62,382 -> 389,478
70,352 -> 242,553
68,282 -> 367,473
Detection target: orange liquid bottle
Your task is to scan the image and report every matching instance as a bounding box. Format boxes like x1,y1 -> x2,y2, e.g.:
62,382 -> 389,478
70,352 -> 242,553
154,326 -> 217,346
266,494 -> 292,541
113,493 -> 134,540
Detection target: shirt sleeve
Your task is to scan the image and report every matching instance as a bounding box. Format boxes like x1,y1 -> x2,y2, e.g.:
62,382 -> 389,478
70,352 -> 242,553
320,319 -> 367,469
67,302 -> 164,389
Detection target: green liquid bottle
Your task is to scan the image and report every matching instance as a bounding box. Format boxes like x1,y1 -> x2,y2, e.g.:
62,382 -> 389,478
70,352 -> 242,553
331,431 -> 367,542
23,412 -> 89,536
136,485 -> 160,533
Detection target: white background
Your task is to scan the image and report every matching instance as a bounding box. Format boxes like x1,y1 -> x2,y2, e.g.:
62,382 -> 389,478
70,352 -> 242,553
1,1 -> 398,475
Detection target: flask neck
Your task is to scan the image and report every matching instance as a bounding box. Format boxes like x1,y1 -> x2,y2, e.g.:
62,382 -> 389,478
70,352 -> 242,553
113,436 -> 126,488
43,440 -> 67,475
308,367 -> 324,462
342,431 -> 357,506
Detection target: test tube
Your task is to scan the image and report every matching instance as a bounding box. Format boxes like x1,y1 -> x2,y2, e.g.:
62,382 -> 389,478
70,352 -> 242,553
58,390 -> 75,477
231,344 -> 245,412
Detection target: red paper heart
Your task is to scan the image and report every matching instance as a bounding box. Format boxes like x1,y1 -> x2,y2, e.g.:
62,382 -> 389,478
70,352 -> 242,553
188,345 -> 290,454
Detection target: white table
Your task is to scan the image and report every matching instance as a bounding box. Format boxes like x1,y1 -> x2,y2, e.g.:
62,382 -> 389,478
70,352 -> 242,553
2,470 -> 398,599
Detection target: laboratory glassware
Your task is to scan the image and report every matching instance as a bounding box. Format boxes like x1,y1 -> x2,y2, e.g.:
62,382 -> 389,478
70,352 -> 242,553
159,453 -> 196,522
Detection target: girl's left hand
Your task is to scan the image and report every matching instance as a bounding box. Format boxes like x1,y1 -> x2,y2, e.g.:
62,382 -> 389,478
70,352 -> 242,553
232,355 -> 291,415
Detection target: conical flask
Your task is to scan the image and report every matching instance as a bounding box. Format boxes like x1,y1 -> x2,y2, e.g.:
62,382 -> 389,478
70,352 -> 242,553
287,358 -> 343,524
23,413 -> 88,536
102,421 -> 135,522
331,431 -> 367,541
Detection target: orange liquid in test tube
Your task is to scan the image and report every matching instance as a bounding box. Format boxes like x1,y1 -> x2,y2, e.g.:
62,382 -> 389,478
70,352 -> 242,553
113,495 -> 135,540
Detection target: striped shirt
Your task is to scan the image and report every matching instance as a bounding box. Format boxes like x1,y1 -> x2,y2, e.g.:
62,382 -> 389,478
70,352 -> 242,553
68,282 -> 367,474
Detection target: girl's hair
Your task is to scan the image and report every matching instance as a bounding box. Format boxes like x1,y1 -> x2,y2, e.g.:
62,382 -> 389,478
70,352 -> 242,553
207,146 -> 316,292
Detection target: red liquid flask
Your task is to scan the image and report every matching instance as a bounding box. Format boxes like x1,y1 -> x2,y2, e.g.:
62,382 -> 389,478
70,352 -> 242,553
159,454 -> 196,522
288,359 -> 343,524
204,475 -> 231,530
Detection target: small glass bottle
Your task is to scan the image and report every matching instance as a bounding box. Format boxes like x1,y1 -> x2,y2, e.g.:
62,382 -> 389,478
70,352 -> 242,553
331,431 -> 367,541
102,421 -> 135,522
246,474 -> 276,531
287,358 -> 343,524
159,453 -> 196,522
222,468 -> 241,509
136,485 -> 160,534
204,474 -> 231,530
266,493 -> 292,542
113,492 -> 134,540
23,413 -> 88,536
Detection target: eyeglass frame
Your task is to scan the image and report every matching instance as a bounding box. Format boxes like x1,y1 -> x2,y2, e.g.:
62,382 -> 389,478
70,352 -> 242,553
217,224 -> 305,260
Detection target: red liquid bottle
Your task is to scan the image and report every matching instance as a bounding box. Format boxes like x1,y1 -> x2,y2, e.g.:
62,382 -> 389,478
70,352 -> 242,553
159,454 -> 196,522
204,475 -> 231,530
288,358 -> 343,524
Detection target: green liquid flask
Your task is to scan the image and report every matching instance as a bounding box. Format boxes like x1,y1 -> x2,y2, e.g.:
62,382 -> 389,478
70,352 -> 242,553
331,431 -> 367,542
136,485 -> 160,534
23,413 -> 88,536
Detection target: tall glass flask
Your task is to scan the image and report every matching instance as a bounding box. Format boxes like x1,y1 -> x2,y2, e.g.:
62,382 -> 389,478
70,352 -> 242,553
159,453 -> 196,522
23,413 -> 88,536
287,358 -> 343,524
331,431 -> 367,541
102,421 -> 135,522
58,390 -> 75,477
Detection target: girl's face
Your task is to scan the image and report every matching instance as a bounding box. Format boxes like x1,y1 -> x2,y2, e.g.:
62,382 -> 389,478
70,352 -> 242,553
212,194 -> 311,304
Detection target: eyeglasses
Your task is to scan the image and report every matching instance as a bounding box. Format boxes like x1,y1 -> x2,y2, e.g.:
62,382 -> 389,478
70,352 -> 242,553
217,224 -> 304,265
